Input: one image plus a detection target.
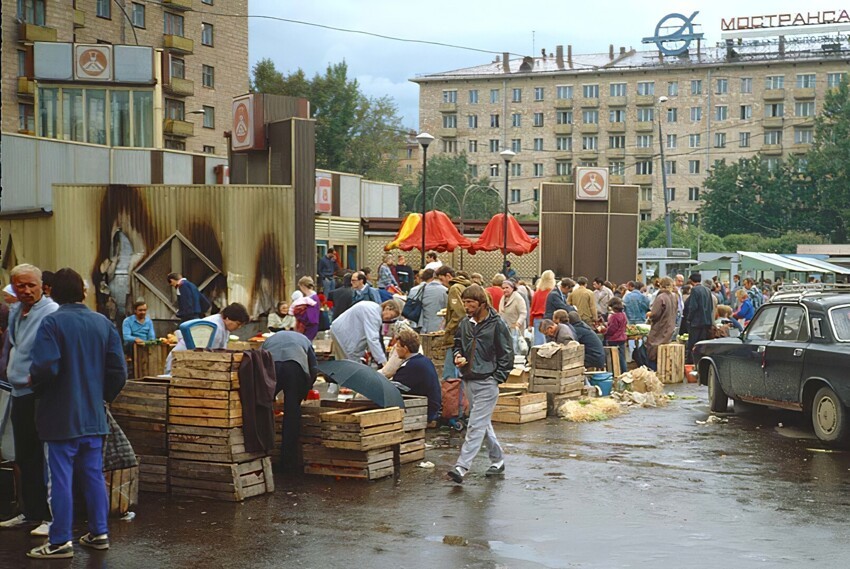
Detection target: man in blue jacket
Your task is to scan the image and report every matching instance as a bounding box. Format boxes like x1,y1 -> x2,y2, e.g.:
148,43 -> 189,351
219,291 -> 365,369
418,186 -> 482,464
167,272 -> 204,322
27,268 -> 127,559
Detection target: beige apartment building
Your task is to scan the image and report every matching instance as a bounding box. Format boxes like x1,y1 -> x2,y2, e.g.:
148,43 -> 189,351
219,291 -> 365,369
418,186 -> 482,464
413,39 -> 850,220
4,0 -> 248,155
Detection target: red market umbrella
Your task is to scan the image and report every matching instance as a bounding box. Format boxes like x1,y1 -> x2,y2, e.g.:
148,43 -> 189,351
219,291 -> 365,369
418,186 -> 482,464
385,211 -> 473,253
470,213 -> 539,255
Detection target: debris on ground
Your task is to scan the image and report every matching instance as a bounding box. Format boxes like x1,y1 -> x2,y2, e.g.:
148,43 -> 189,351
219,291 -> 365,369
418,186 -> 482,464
558,398 -> 623,422
613,366 -> 670,408
443,535 -> 468,546
417,461 -> 435,469
696,415 -> 729,425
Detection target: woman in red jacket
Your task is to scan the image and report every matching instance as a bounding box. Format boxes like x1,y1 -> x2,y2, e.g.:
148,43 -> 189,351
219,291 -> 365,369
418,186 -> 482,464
530,270 -> 556,346
604,296 -> 628,376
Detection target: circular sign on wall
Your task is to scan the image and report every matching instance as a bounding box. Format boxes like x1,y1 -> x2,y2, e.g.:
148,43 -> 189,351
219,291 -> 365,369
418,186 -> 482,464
74,45 -> 112,81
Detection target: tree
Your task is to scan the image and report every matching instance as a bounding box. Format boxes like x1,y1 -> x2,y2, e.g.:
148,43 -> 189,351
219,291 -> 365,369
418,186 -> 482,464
399,154 -> 500,219
638,215 -> 724,251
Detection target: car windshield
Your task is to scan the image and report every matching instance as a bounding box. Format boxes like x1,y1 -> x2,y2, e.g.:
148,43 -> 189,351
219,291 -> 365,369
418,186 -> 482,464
830,306 -> 850,341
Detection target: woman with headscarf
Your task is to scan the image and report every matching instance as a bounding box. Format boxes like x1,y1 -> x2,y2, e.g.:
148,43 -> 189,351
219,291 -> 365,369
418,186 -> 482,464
645,276 -> 678,371
530,270 -> 555,346
499,280 -> 527,355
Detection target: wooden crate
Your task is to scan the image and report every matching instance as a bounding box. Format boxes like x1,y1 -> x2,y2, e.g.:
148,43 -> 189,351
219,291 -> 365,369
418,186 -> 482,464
133,343 -> 171,379
491,391 -> 547,424
507,366 -> 530,384
137,455 -> 168,493
302,444 -> 395,480
499,382 -> 528,393
110,379 -> 169,422
546,392 -> 582,416
168,386 -> 243,429
604,346 -> 624,377
402,395 -> 428,431
530,364 -> 585,394
530,344 -> 584,371
321,407 -> 404,452
116,418 -> 168,456
169,456 -> 274,502
657,343 -> 685,384
421,332 -> 447,361
399,428 -> 425,464
104,466 -> 138,516
170,351 -> 242,391
167,424 -> 266,463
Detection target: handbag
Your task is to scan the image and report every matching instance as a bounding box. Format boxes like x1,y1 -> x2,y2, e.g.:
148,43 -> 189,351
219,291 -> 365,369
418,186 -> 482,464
401,287 -> 425,323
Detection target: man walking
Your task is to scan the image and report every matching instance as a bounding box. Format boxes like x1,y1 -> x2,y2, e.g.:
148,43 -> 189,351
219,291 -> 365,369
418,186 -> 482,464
0,264 -> 57,537
167,272 -> 205,322
28,268 -> 127,559
682,273 -> 714,365
447,285 -> 513,483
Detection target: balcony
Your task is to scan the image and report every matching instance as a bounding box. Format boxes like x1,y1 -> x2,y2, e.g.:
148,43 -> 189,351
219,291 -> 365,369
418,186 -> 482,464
639,199 -> 653,211
794,88 -> 816,100
17,77 -> 35,96
635,121 -> 654,132
608,96 -> 627,107
761,143 -> 782,156
789,117 -> 815,128
579,123 -> 598,134
554,151 -> 573,160
610,174 -> 625,184
73,9 -> 85,28
578,149 -> 598,160
606,148 -> 625,159
763,88 -> 785,101
438,102 -> 457,113
634,175 -> 653,185
579,97 -> 599,108
163,0 -> 193,9
163,34 -> 194,54
608,121 -> 626,133
763,117 -> 784,129
437,127 -> 457,138
635,95 -> 656,106
554,99 -> 573,109
553,124 -> 573,135
164,119 -> 194,137
165,77 -> 194,97
790,142 -> 812,154
18,22 -> 57,42
635,147 -> 654,158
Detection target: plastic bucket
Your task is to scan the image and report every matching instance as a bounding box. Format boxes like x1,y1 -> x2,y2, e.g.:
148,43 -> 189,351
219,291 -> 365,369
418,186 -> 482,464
589,372 -> 614,396
684,364 -> 695,383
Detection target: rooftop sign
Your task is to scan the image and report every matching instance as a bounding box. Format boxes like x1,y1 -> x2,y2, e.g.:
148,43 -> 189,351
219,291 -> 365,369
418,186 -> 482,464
721,10 -> 850,31
642,12 -> 704,56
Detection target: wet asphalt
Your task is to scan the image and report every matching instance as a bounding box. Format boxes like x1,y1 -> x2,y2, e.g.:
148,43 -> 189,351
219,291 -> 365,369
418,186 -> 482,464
3,383 -> 850,569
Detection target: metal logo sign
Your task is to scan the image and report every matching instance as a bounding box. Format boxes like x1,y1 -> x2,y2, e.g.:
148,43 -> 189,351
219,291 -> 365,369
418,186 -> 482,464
231,95 -> 254,151
575,167 -> 609,201
74,45 -> 112,80
642,12 -> 704,56
315,172 -> 333,213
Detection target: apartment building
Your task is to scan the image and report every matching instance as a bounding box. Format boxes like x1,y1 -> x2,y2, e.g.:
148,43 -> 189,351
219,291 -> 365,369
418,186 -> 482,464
413,38 -> 850,220
4,0 -> 248,155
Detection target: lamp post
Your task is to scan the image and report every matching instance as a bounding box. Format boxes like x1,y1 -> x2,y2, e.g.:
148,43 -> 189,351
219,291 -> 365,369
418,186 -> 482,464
415,132 -> 435,268
500,149 -> 516,274
657,96 -> 673,249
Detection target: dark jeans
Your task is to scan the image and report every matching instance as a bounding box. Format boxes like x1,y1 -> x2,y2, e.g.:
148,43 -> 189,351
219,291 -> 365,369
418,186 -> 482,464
686,325 -> 711,364
10,394 -> 50,522
274,361 -> 314,472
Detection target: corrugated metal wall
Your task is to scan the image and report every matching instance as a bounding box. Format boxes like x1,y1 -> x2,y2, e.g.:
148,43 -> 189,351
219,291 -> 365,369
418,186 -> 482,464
0,216 -> 57,283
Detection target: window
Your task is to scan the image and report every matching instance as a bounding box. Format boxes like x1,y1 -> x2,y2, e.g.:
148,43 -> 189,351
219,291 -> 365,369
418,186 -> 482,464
795,101 -> 815,117
688,134 -> 701,148
668,81 -> 679,97
828,72 -> 847,88
533,189 -> 539,202
640,213 -> 652,222
610,83 -> 627,97
740,132 -> 751,148
556,161 -> 572,176
533,138 -> 543,151
406,148 -> 413,159
202,64 -> 214,88
203,145 -> 215,154
443,140 -> 457,153
556,110 -> 573,124
134,91 -> 153,147
556,85 -> 573,99
636,161 -> 653,175
582,110 -> 598,124
96,0 -> 111,18
468,140 -> 478,153
688,187 -> 700,201
131,3 -> 145,27
666,134 -> 677,149
489,139 -> 500,152
165,140 -> 185,151
714,133 -> 726,148
510,163 -> 522,176
765,157 -> 779,171
714,105 -> 728,121
533,112 -> 544,127
582,84 -> 599,98
468,114 -> 478,128
512,88 -> 522,102
442,114 -> 457,128
510,189 -> 521,203
533,163 -> 544,177
17,50 -> 26,76
60,88 -> 83,141
610,161 -> 625,176
716,78 -> 728,94
740,104 -> 752,119
795,128 -> 814,144
608,135 -> 625,149
469,164 -> 478,177
582,136 -> 597,150
170,56 -> 185,79
664,161 -> 677,175
556,136 -> 572,151
490,164 -> 500,177
636,134 -> 653,148
637,108 -> 654,122
640,187 -> 653,202
687,213 -> 698,225
534,87 -> 544,101
690,106 -> 702,122
667,108 -> 677,123
511,113 -> 521,127
110,90 -> 130,146
201,23 -> 214,46
765,75 -> 785,89
490,114 -> 500,128
797,74 -> 816,88
468,89 -> 479,104
511,138 -> 521,153
747,305 -> 780,340
165,98 -> 185,120
442,90 -> 457,103
18,103 -> 34,133
637,81 -> 655,96
691,80 -> 702,95
490,89 -> 500,103
688,160 -> 700,174
665,188 -> 676,202
609,109 -> 625,123
164,12 -> 184,36
741,77 -> 753,93
765,103 -> 784,117
17,0 -> 46,25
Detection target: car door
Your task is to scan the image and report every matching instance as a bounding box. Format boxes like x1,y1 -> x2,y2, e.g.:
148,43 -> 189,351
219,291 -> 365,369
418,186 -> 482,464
729,304 -> 781,399
762,305 -> 809,406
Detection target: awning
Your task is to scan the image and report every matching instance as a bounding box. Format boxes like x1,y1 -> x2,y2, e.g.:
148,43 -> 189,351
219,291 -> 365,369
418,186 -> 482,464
691,255 -> 735,271
384,211 -> 473,253
786,256 -> 850,276
469,213 -> 539,256
738,251 -> 833,274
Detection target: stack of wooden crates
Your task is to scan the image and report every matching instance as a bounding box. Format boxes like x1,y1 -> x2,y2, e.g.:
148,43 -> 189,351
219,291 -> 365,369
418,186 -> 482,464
529,343 -> 586,415
421,332 -> 447,378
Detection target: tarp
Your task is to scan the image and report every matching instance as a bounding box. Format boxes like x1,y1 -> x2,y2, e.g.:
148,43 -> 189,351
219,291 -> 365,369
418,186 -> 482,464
384,211 -> 472,253
470,213 -> 539,255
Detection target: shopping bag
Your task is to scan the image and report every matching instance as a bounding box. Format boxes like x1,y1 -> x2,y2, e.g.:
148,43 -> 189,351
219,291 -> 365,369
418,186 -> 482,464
103,408 -> 137,471
0,386 -> 14,462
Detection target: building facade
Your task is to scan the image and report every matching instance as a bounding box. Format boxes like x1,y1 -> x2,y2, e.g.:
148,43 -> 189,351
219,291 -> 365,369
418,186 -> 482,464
413,38 -> 850,219
4,0 -> 248,156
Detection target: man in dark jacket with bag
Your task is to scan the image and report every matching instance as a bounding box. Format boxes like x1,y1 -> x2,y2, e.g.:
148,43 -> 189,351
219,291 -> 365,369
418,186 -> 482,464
27,268 -> 127,559
447,284 -> 513,484
682,272 -> 714,364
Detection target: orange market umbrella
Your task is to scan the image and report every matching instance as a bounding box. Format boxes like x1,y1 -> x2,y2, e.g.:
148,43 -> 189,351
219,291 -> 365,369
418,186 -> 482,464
470,213 -> 539,255
385,211 -> 472,253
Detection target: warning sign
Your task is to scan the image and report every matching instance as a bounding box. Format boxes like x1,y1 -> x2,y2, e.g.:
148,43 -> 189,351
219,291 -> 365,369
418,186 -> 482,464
575,167 -> 609,200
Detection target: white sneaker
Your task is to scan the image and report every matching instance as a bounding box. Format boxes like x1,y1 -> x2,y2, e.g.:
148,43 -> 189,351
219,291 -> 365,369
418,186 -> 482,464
0,514 -> 27,529
30,521 -> 51,537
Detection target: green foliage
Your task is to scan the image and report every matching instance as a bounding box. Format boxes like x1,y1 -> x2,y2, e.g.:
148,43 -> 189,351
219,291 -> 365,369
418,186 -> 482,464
251,59 -> 404,182
400,154 -> 500,219
638,215 -> 723,251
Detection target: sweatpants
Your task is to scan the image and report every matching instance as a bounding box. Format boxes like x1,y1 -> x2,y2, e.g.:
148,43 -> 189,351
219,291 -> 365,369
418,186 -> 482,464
45,436 -> 108,545
274,361 -> 314,472
455,378 -> 503,471
10,394 -> 50,522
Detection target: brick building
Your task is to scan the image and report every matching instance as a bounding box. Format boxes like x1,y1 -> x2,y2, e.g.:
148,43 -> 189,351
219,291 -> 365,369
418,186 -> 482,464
4,0 -> 248,156
413,37 -> 850,219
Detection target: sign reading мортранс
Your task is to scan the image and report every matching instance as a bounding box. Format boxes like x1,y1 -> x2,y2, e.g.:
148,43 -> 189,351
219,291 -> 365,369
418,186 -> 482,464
722,10 -> 850,31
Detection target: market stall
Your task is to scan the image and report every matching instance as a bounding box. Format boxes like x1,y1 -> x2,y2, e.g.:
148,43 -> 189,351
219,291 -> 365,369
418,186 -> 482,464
384,210 -> 473,253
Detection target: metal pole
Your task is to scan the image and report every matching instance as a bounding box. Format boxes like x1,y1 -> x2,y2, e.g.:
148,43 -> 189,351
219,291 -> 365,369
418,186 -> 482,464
421,145 -> 428,268
658,109 -> 672,249
503,169 -> 509,274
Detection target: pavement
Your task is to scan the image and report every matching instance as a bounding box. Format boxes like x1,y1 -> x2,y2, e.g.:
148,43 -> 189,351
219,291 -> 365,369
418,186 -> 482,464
2,382 -> 850,569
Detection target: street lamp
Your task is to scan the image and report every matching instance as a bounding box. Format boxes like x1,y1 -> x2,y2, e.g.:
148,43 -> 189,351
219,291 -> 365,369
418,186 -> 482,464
500,149 -> 516,274
416,132 -> 435,268
657,96 -> 673,249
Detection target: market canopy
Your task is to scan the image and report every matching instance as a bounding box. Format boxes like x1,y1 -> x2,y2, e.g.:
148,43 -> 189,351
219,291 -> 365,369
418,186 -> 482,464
691,255 -> 735,272
786,255 -> 850,276
738,251 -> 835,274
384,211 -> 472,253
470,213 -> 539,256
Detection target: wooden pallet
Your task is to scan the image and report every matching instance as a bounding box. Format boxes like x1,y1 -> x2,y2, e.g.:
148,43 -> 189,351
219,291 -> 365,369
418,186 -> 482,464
491,391 -> 547,424
530,344 -> 584,370
657,343 -> 685,384
137,455 -> 168,493
302,443 -> 395,480
104,466 -> 138,516
167,424 -> 267,463
320,407 -> 404,451
169,456 -> 274,502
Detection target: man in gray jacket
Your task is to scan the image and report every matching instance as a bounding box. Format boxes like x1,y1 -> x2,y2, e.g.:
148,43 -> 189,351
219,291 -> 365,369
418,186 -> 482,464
447,284 -> 513,483
413,269 -> 447,334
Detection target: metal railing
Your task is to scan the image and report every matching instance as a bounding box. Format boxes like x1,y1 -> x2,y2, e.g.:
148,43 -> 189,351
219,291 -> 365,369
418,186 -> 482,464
771,283 -> 850,301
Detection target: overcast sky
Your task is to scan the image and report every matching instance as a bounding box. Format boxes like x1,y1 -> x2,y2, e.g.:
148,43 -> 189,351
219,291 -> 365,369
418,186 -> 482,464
249,1 -> 837,128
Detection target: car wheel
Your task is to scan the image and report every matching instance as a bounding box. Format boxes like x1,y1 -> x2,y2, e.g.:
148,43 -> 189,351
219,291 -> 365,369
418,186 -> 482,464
811,387 -> 850,443
708,365 -> 728,413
